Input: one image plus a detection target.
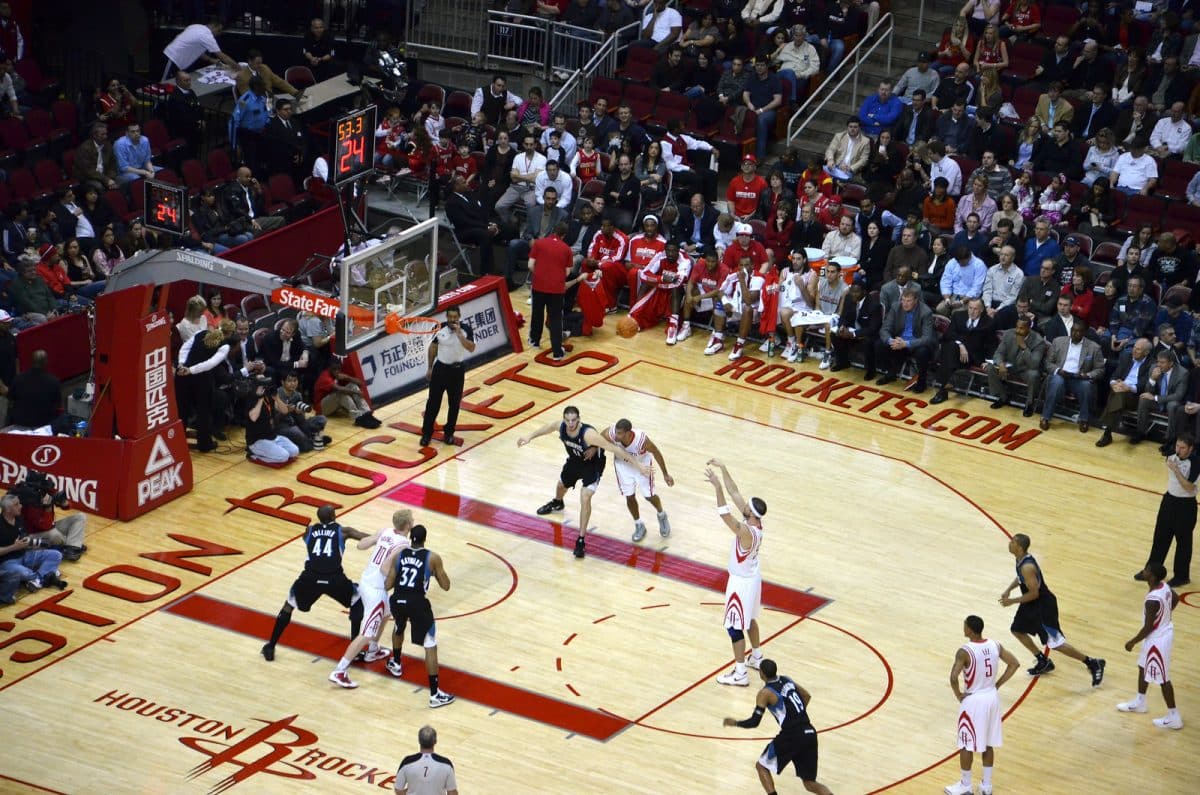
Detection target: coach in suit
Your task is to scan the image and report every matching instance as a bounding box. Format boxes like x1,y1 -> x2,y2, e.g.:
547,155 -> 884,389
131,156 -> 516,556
264,98 -> 308,184
875,284 -> 937,392
229,317 -> 268,377
930,298 -> 994,404
1141,350 -> 1190,454
987,317 -> 1045,415
445,175 -> 498,278
831,282 -> 882,377
1041,318 -> 1106,431
675,193 -> 719,256
1096,337 -> 1154,446
166,70 -> 205,160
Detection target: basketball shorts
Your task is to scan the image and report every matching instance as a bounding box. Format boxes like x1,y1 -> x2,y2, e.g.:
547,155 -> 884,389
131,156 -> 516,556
560,455 -> 606,492
1139,633 -> 1173,685
614,458 -> 654,498
1010,593 -> 1066,649
955,689 -> 1003,752
288,571 -> 358,612
723,573 -> 762,630
758,729 -> 818,780
358,582 -> 390,638
390,594 -> 437,648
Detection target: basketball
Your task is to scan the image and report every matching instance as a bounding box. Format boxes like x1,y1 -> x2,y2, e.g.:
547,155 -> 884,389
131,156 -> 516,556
616,316 -> 639,338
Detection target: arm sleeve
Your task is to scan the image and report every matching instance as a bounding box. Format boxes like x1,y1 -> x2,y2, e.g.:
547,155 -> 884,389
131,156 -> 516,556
735,706 -> 766,729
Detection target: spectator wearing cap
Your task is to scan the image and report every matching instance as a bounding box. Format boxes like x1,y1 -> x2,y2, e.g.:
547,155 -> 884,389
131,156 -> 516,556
1055,235 -> 1091,287
742,59 -> 783,161
825,117 -> 870,182
1111,137 -> 1160,195
722,222 -> 770,273
858,80 -> 903,139
894,52 -> 941,104
726,155 -> 768,222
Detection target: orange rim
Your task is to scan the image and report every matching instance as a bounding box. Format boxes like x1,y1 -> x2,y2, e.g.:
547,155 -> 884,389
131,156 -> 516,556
385,314 -> 440,335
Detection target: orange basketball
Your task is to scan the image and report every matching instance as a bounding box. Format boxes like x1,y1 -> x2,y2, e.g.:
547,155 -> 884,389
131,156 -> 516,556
616,316 -> 639,338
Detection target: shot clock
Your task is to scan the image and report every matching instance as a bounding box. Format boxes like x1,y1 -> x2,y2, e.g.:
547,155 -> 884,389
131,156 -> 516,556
144,180 -> 188,237
332,105 -> 378,186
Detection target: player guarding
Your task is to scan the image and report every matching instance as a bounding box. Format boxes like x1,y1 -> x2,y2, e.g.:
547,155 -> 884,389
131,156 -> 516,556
261,505 -> 369,662
602,419 -> 674,543
722,658 -> 833,795
1117,562 -> 1183,730
518,406 -> 650,559
999,533 -> 1105,686
945,615 -> 1020,795
328,509 -> 414,688
381,524 -> 456,708
706,459 -> 766,685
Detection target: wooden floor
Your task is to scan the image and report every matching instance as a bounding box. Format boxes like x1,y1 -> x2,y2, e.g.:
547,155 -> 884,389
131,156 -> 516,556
2,322 -> 1197,794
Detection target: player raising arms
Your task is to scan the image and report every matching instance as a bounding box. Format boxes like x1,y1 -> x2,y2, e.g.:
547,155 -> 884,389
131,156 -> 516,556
706,459 -> 767,685
723,658 -> 834,795
602,418 -> 675,543
518,406 -> 650,559
328,509 -> 414,688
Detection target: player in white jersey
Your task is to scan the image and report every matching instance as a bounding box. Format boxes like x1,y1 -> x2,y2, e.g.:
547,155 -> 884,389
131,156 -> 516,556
778,255 -> 818,363
1117,563 -> 1184,729
602,418 -> 674,543
945,615 -> 1019,795
706,459 -> 768,686
703,254 -> 765,359
328,509 -> 414,688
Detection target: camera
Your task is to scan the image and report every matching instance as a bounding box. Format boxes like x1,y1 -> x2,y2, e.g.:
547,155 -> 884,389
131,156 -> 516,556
26,536 -> 42,548
254,374 -> 277,398
294,400 -> 312,413
12,470 -> 69,509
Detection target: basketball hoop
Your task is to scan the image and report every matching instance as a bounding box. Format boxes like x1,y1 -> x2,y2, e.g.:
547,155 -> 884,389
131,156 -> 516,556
385,313 -> 440,335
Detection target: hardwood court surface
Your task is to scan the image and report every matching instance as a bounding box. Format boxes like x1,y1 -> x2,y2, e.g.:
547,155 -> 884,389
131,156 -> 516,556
0,319 -> 1196,794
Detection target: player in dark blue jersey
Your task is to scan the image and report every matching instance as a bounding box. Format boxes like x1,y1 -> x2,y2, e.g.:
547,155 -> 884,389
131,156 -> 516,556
261,504 -> 369,661
517,405 -> 650,559
724,659 -> 833,795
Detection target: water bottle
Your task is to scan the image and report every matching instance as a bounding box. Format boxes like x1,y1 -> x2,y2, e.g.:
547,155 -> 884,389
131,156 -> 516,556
75,420 -> 88,438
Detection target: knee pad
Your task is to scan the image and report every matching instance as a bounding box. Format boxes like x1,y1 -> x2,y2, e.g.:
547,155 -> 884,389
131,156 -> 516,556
727,626 -> 745,642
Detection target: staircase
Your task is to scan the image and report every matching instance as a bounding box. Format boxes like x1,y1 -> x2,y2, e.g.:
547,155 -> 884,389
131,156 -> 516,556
786,0 -> 961,165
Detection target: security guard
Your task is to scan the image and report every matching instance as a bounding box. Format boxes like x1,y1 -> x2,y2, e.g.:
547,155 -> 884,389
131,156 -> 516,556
420,306 -> 476,447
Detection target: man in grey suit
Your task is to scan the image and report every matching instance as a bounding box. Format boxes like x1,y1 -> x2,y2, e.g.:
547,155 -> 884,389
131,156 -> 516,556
987,317 -> 1046,416
1041,318 -> 1106,432
875,285 -> 937,392
505,186 -> 568,289
1140,350 -> 1190,455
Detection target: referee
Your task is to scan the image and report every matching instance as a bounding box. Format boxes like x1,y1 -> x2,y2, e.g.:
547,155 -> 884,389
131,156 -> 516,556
420,306 -> 476,448
394,725 -> 458,795
1137,433 -> 1198,587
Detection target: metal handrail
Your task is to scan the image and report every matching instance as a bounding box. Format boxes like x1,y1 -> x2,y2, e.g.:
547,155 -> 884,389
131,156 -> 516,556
786,13 -> 895,148
549,21 -> 640,111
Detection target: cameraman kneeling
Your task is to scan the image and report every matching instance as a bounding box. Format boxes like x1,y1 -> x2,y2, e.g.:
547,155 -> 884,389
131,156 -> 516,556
1,494 -> 67,602
18,472 -> 86,561
244,376 -> 300,465
276,372 -> 329,452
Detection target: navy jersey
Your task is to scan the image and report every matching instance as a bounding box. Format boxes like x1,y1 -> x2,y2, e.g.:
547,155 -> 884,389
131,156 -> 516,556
393,547 -> 432,599
1016,553 -> 1053,600
560,421 -> 603,464
766,676 -> 814,735
302,522 -> 347,575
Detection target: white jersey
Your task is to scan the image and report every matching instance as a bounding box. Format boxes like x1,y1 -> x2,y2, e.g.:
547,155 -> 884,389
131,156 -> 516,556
608,424 -> 652,465
781,270 -> 816,310
721,271 -> 766,313
359,528 -> 411,590
1144,582 -> 1175,644
728,522 -> 763,578
962,639 -> 1000,694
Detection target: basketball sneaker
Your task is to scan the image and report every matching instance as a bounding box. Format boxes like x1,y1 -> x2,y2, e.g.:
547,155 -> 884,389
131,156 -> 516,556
1153,713 -> 1184,730
1116,699 -> 1148,713
716,668 -> 750,686
429,690 -> 456,708
632,521 -> 647,542
260,643 -> 275,662
666,318 -> 678,345
782,341 -> 798,362
657,511 -> 671,537
329,671 -> 358,688
385,659 -> 404,677
819,351 -> 832,370
676,322 -> 692,342
943,782 -> 974,795
537,498 -> 565,515
1088,658 -> 1106,687
745,652 -> 764,670
728,340 -> 745,360
704,335 -> 724,355
1027,656 -> 1055,676
573,535 -> 586,558
362,647 -> 391,663
758,338 -> 772,353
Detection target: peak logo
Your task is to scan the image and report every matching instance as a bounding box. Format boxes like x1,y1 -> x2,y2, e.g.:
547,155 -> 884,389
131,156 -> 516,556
137,434 -> 184,506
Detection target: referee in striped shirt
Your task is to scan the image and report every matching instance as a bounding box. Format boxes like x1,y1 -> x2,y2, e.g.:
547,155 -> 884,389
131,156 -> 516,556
395,725 -> 458,794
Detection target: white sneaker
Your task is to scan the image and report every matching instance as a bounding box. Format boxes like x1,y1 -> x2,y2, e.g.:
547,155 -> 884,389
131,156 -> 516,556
728,341 -> 744,360
632,521 -> 647,542
1153,714 -> 1184,729
704,336 -> 724,355
362,647 -> 391,663
783,343 -> 798,362
429,690 -> 456,708
676,323 -> 692,342
716,669 -> 750,686
328,670 -> 358,688
979,788 -> 992,795
819,352 -> 832,370
385,659 -> 403,677
1116,699 -> 1148,713
666,325 -> 677,345
745,653 -> 763,670
657,512 -> 671,537
943,782 -> 974,795
758,339 -> 772,352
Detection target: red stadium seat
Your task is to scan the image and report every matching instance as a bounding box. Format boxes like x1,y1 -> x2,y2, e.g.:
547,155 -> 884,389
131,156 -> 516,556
587,76 -> 623,108
284,66 -> 316,90
623,84 -> 658,122
207,148 -> 235,181
444,90 -> 473,121
617,48 -> 658,83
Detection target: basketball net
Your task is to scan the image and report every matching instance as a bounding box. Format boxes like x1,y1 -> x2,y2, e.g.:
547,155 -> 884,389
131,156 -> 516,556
384,313 -> 440,335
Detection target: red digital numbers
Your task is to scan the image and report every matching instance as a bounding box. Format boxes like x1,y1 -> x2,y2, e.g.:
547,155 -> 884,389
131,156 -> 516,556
338,136 -> 365,174
333,107 -> 377,185
155,203 -> 177,224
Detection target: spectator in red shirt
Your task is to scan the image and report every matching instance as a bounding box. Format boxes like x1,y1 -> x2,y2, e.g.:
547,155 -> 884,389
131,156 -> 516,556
721,222 -> 769,273
528,222 -> 579,359
314,360 -> 378,427
449,142 -> 479,189
725,155 -> 767,221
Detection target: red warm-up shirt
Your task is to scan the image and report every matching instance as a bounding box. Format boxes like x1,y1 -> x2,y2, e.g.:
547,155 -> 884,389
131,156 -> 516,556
530,234 -> 573,294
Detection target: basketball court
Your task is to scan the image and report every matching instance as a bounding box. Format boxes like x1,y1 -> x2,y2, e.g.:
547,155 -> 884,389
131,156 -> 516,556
0,326 -> 1195,793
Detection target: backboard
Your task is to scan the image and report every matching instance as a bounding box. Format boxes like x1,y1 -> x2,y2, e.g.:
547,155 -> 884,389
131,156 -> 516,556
336,215 -> 440,353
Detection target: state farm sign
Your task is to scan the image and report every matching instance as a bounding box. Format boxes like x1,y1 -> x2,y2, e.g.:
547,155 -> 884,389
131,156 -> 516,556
271,286 -> 340,318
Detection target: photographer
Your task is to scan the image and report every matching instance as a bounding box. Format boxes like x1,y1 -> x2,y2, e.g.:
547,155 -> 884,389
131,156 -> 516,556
276,372 -> 330,452
244,375 -> 300,465
1,494 -> 67,603
17,471 -> 87,560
